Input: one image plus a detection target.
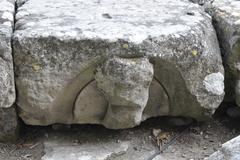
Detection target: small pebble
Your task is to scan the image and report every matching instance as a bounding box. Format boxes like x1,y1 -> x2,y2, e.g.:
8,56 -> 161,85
102,13 -> 112,19
204,135 -> 209,139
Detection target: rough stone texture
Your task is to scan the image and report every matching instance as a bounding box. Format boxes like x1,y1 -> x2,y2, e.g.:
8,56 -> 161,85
95,58 -> 153,128
206,135 -> 240,160
0,107 -> 19,142
206,0 -> 240,105
42,140 -> 129,160
0,0 -> 15,109
0,0 -> 18,142
189,0 -> 214,5
152,155 -> 165,160
13,0 -> 224,129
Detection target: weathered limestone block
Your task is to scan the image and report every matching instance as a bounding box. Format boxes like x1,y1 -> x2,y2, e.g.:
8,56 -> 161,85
207,0 -> 240,105
207,135 -> 240,160
0,0 -> 15,109
0,0 -> 18,141
13,0 -> 224,129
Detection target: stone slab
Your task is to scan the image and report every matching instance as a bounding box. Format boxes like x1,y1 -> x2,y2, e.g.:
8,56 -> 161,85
207,135 -> 240,160
41,140 -> 129,160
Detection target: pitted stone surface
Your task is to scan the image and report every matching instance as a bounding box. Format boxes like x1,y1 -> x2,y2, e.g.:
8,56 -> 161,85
15,0 -> 208,43
14,0 -> 224,128
207,0 -> 240,105
0,0 -> 15,109
0,0 -> 18,142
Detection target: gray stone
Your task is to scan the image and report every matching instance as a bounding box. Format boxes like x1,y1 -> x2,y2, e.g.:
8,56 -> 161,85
0,107 -> 19,142
13,0 -> 224,129
206,135 -> 240,160
189,0 -> 214,5
41,140 -> 129,160
206,0 -> 240,105
152,155 -> 166,160
0,0 -> 15,109
0,0 -> 18,142
95,57 -> 153,128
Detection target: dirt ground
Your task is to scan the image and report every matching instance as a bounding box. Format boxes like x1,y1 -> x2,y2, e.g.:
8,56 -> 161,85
0,105 -> 239,160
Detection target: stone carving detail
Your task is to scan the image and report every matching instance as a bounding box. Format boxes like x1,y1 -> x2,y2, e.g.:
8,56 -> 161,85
13,0 -> 225,129
74,80 -> 108,124
95,57 -> 154,128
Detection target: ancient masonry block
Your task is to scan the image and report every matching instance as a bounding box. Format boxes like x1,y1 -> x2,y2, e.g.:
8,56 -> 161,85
13,0 -> 224,129
207,0 -> 240,107
0,0 -> 18,141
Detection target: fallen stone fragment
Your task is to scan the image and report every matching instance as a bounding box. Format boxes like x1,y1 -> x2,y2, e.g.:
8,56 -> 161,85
206,135 -> 240,160
206,0 -> 240,105
41,140 -> 129,160
13,0 -> 224,129
0,0 -> 18,142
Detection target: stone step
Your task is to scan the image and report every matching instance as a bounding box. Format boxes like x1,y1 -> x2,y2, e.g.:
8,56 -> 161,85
12,0 -> 224,129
